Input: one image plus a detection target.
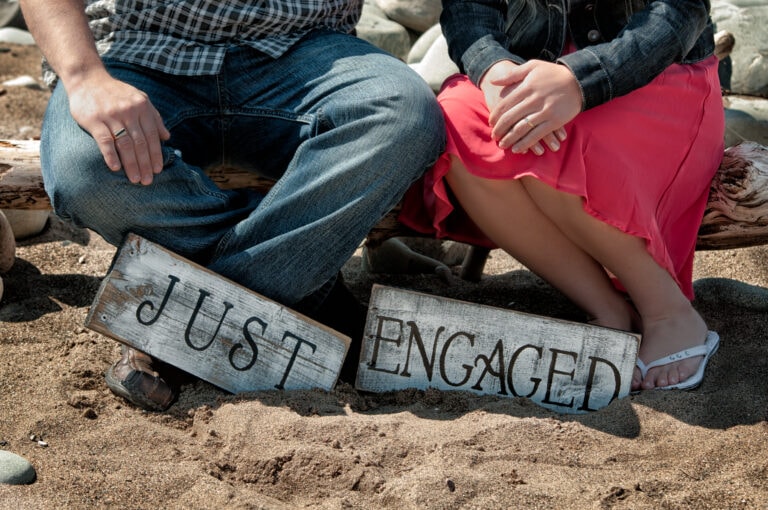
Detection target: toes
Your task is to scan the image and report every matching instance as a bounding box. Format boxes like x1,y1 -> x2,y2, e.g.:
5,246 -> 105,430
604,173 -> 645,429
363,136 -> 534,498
631,367 -> 643,391
637,356 -> 703,389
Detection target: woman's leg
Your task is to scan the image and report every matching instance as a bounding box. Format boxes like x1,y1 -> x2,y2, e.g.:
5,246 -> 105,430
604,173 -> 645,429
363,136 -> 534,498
520,177 -> 708,390
445,157 -> 634,331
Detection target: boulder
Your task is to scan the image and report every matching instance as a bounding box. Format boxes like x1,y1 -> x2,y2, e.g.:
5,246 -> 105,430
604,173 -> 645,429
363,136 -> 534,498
723,94 -> 768,147
373,0 -> 441,33
410,33 -> 459,93
356,1 -> 412,61
1,209 -> 49,240
711,0 -> 768,97
0,209 -> 15,274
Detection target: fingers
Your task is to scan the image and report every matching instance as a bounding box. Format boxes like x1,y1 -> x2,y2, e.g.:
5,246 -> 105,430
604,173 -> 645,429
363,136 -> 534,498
495,114 -> 568,156
107,109 -> 170,185
68,79 -> 170,185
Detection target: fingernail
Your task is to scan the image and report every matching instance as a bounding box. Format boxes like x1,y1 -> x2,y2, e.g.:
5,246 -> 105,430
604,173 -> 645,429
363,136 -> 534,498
549,140 -> 560,151
532,145 -> 544,156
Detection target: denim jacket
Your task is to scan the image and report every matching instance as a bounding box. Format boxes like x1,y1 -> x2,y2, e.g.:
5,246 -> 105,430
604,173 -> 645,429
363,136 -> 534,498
440,0 -> 715,110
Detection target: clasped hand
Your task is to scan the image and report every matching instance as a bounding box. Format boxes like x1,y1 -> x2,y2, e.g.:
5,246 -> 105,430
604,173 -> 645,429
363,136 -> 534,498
67,74 -> 170,185
481,59 -> 582,156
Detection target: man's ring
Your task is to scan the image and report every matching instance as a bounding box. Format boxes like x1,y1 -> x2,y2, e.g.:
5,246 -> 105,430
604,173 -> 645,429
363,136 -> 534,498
523,117 -> 535,130
112,128 -> 127,140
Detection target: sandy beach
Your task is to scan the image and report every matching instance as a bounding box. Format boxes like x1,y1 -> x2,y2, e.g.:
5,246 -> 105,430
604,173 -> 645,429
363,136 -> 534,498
2,42 -> 768,509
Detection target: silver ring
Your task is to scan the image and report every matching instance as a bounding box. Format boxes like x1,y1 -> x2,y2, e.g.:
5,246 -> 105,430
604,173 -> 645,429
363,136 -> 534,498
112,127 -> 127,140
523,116 -> 535,130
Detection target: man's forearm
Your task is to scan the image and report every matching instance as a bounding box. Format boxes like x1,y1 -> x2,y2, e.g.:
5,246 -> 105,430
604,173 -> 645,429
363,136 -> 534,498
20,0 -> 109,89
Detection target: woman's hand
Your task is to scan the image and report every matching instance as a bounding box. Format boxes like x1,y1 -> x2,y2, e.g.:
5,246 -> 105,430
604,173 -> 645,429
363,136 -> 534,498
480,59 -> 582,155
66,71 -> 170,185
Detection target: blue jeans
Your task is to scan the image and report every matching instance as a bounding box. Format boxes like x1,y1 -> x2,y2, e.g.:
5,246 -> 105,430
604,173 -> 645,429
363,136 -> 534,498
41,30 -> 444,309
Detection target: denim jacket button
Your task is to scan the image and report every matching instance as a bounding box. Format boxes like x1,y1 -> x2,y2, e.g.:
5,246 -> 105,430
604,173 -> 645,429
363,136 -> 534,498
587,29 -> 601,42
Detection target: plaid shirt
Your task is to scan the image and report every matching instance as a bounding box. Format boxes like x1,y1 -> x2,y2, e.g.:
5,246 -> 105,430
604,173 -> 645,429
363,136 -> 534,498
44,0 -> 362,86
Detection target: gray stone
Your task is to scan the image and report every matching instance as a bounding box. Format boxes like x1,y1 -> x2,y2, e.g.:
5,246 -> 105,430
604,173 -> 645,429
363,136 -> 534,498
1,209 -> 49,240
711,0 -> 768,96
356,1 -> 412,60
410,33 -> 459,93
723,95 -> 768,147
0,450 -> 36,485
0,27 -> 34,45
373,0 -> 441,33
2,75 -> 42,89
407,23 -> 443,64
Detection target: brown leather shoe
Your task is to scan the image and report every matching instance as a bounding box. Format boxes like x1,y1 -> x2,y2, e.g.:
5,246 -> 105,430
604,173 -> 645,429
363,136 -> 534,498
104,346 -> 177,411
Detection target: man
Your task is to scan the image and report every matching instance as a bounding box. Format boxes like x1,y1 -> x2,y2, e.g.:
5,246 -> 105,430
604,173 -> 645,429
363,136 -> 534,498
20,0 -> 444,411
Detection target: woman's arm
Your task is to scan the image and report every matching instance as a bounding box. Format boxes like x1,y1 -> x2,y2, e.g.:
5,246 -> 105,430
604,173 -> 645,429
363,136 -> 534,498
559,0 -> 712,110
440,0 -> 518,87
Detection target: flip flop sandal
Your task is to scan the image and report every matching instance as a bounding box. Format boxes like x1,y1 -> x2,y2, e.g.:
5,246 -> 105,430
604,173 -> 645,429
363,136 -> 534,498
635,331 -> 720,390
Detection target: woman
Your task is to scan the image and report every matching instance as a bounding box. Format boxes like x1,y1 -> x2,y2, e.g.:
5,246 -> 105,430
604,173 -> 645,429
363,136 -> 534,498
400,0 -> 724,391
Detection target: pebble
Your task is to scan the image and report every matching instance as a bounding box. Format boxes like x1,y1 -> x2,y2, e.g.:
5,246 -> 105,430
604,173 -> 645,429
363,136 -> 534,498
1,75 -> 41,89
0,450 -> 36,485
0,28 -> 35,46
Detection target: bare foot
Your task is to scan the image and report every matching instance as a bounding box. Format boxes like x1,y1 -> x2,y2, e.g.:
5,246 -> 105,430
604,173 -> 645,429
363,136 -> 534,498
588,297 -> 641,333
630,304 -> 708,391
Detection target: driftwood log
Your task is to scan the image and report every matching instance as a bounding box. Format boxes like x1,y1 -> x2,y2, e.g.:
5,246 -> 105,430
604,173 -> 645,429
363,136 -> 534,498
2,139 -> 768,252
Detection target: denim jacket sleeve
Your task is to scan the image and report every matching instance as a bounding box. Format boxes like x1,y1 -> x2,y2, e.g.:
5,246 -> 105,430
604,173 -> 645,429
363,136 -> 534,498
440,0 -> 713,111
558,0 -> 711,110
440,0 -> 522,86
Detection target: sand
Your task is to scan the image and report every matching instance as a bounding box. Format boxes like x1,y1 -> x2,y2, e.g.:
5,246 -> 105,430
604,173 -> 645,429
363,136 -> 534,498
1,42 -> 768,509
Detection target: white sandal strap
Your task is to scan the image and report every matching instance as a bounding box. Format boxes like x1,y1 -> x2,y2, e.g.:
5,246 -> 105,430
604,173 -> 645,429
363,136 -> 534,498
635,343 -> 709,378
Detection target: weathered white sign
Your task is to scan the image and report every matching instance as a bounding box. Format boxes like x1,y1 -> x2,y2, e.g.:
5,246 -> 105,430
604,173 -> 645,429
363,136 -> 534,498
355,285 -> 640,414
86,234 -> 349,393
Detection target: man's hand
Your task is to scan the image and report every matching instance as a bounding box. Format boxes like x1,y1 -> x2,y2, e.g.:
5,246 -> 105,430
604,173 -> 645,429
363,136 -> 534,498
480,59 -> 581,156
67,73 -> 170,185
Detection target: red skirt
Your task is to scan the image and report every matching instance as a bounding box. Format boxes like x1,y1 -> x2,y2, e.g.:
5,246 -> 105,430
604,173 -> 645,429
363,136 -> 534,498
399,56 -> 725,299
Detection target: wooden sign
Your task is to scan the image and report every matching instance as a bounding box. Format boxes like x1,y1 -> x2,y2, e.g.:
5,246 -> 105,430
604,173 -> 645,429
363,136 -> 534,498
355,285 -> 640,414
85,234 -> 349,393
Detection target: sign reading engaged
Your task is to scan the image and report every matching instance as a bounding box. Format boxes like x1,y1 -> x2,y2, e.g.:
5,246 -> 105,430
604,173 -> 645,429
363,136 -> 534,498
355,285 -> 640,413
86,234 -> 349,393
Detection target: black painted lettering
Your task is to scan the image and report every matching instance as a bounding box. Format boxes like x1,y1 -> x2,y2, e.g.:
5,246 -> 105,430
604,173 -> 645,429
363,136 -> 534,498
136,274 -> 180,325
507,344 -> 543,398
184,289 -> 234,351
229,316 -> 267,372
542,348 -> 577,408
275,332 -> 317,390
471,340 -> 507,395
439,331 -> 475,387
578,356 -> 622,412
367,316 -> 403,375
400,321 -> 443,380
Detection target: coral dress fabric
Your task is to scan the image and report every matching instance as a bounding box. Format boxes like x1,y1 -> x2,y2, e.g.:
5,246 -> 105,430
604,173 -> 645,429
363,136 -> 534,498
399,56 -> 725,299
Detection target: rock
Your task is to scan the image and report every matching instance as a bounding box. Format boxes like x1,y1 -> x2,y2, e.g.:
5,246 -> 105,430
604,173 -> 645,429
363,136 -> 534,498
1,209 -> 49,240
407,23 -> 443,64
0,210 -> 15,273
0,450 -> 36,485
711,0 -> 768,97
356,1 -> 412,60
0,1 -> 26,30
724,95 -> 768,147
1,75 -> 42,90
410,33 -> 459,93
373,0 -> 442,33
0,27 -> 34,45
